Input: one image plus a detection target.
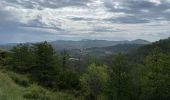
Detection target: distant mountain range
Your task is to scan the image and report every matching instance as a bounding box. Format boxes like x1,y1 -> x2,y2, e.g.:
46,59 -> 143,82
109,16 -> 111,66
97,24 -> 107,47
0,39 -> 150,51
50,39 -> 150,50
0,39 -> 150,57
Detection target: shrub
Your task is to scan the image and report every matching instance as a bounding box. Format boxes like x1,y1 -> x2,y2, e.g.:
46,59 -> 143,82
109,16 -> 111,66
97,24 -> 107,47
23,84 -> 50,100
7,72 -> 30,87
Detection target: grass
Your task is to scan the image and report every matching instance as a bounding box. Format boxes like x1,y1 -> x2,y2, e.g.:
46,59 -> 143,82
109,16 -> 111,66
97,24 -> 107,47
0,71 -> 26,100
0,71 -> 81,100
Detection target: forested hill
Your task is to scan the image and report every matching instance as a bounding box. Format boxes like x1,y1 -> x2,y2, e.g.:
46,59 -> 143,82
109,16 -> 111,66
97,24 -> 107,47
129,37 -> 170,62
50,39 -> 150,50
68,44 -> 144,57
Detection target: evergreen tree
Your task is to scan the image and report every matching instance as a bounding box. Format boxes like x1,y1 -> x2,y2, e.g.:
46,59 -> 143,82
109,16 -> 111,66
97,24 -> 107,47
61,50 -> 69,68
10,44 -> 33,73
31,41 -> 59,88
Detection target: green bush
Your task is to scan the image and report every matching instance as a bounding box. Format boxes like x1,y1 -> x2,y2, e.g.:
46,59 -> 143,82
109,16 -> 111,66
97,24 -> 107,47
58,69 -> 80,90
7,72 -> 30,87
23,84 -> 50,100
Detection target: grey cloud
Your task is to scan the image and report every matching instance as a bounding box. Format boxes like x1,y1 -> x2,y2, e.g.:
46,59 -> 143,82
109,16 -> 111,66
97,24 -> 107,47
26,16 -> 64,31
104,0 -> 170,24
2,0 -> 91,9
0,6 -> 64,33
0,0 -> 90,33
0,8 -> 24,32
93,27 -> 125,33
105,0 -> 170,13
105,16 -> 150,24
71,17 -> 95,21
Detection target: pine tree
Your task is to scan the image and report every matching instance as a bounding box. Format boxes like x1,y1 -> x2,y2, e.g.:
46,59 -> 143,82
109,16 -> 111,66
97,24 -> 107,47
31,41 -> 59,87
61,50 -> 69,68
10,44 -> 33,73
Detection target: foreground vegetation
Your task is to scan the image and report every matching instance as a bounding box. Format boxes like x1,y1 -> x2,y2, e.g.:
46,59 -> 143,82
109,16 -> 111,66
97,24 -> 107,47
0,38 -> 170,100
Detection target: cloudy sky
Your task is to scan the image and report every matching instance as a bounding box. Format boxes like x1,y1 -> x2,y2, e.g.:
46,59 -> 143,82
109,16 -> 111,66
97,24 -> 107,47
0,0 -> 170,43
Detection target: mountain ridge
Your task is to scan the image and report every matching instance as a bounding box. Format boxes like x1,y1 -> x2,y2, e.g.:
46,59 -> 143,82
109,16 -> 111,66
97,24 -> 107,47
0,39 -> 151,51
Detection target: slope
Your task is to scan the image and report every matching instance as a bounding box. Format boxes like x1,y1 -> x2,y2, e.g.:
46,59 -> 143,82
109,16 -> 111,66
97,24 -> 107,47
0,71 -> 26,100
129,37 -> 170,62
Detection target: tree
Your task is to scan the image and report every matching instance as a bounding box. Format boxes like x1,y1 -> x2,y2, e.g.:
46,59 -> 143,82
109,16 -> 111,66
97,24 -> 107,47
0,50 -> 11,66
107,53 -> 132,100
140,47 -> 170,100
58,69 -> 80,90
61,50 -> 70,68
31,41 -> 59,88
80,64 -> 108,100
10,44 -> 33,73
9,42 -> 80,90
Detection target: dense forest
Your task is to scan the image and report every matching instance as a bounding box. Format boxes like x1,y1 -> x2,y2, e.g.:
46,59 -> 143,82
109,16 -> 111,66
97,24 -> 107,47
0,38 -> 170,100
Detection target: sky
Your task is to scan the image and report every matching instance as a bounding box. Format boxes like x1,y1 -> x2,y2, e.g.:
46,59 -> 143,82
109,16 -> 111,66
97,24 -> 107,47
0,0 -> 170,43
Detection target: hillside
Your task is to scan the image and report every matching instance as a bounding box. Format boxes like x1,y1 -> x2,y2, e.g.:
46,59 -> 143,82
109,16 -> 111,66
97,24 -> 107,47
51,39 -> 150,50
68,44 -> 144,57
0,70 -> 80,100
129,37 -> 170,62
0,71 -> 25,100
